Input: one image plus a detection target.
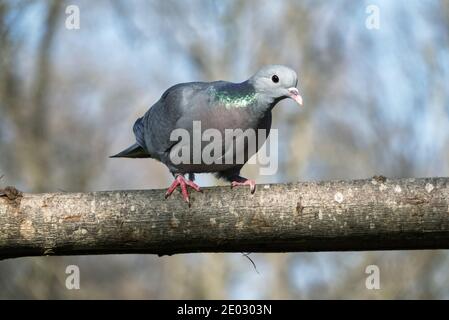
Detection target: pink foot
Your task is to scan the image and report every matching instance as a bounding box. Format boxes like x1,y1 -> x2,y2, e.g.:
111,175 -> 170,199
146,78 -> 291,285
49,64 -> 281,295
165,174 -> 202,205
231,178 -> 256,194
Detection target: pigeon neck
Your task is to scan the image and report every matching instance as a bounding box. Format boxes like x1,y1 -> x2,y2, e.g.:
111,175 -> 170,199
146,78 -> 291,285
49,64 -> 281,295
212,81 -> 257,109
253,93 -> 281,112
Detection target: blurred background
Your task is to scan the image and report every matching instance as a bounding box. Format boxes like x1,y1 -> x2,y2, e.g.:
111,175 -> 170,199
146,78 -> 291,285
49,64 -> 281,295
1,0 -> 449,299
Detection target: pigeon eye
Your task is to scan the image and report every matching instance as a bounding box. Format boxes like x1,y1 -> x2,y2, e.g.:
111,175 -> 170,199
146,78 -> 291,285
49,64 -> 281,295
271,75 -> 279,83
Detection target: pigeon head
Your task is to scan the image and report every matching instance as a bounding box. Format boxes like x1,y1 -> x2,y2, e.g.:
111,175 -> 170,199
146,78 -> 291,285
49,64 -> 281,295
250,65 -> 303,106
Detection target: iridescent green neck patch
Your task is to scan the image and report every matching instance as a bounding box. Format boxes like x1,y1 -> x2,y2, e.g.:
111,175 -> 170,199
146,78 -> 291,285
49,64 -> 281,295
210,87 -> 257,109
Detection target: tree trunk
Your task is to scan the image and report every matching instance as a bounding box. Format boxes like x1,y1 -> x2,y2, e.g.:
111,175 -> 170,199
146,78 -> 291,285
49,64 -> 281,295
1,177 -> 449,260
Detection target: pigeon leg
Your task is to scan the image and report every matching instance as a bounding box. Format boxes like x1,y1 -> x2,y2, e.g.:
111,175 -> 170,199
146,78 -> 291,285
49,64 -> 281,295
230,176 -> 256,194
165,174 -> 202,204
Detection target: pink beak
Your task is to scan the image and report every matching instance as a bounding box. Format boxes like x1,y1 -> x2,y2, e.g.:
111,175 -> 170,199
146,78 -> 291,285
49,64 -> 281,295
288,87 -> 303,106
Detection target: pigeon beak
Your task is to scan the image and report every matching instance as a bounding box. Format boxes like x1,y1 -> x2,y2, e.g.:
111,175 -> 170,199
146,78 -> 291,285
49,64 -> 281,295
288,87 -> 303,106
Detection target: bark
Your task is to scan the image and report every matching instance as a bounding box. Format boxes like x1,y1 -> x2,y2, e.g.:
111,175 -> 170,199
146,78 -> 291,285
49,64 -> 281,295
1,177 -> 449,260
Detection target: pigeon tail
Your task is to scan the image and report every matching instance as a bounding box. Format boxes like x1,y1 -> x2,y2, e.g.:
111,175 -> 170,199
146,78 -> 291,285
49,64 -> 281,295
110,143 -> 151,158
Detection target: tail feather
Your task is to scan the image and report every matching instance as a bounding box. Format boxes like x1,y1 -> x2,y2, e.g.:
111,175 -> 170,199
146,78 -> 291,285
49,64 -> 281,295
110,143 -> 151,158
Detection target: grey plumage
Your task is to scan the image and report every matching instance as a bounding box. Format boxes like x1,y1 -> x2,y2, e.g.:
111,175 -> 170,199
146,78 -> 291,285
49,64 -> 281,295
112,65 -> 302,190
109,143 -> 149,158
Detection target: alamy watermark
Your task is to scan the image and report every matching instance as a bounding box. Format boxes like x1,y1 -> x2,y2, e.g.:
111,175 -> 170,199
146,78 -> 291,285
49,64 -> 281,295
65,265 -> 80,290
65,5 -> 80,30
169,121 -> 278,175
365,264 -> 380,290
365,5 -> 380,30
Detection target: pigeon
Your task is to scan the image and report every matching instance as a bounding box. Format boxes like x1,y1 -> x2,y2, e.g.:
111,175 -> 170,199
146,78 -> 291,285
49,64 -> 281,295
111,65 -> 303,204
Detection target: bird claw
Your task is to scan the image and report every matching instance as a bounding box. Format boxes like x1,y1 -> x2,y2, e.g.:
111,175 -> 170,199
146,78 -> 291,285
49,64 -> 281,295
231,179 -> 256,194
165,175 -> 202,205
